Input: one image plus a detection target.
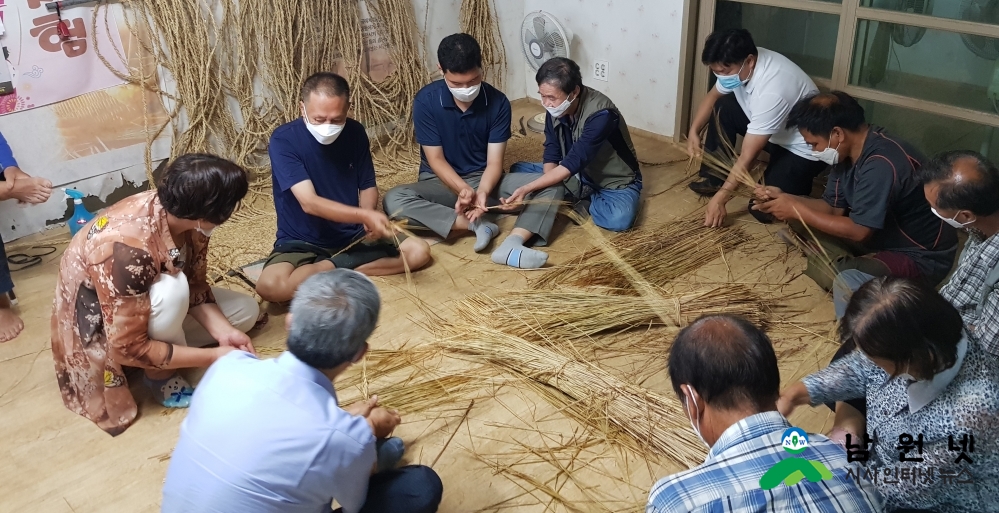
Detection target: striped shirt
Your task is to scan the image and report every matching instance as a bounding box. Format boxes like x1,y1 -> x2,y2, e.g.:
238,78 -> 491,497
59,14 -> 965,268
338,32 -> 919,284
647,412 -> 883,513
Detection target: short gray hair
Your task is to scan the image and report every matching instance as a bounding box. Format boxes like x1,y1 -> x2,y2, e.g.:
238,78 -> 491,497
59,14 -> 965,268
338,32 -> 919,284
287,270 -> 381,369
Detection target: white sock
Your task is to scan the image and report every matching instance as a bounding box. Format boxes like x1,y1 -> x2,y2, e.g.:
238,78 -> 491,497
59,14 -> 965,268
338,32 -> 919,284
469,219 -> 499,253
491,234 -> 548,269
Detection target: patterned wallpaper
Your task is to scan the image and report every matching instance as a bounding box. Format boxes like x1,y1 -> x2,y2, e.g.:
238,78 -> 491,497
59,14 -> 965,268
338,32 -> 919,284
520,0 -> 686,137
414,0 -> 686,137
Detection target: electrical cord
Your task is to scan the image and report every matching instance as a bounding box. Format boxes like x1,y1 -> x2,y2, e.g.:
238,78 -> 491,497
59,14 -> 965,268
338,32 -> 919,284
7,245 -> 57,271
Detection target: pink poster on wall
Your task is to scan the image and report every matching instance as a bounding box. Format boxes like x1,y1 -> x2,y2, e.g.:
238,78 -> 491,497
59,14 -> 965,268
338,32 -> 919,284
0,0 -> 127,115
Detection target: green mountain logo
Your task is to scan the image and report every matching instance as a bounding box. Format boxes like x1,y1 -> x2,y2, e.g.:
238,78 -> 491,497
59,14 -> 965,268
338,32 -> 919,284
759,428 -> 833,490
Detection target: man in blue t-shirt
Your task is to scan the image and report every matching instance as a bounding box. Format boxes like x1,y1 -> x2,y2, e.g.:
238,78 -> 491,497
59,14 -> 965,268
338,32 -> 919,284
383,34 -> 564,269
256,73 -> 432,303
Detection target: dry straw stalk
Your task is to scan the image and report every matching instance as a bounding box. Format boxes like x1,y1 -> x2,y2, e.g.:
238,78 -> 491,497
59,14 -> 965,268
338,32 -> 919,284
432,322 -> 706,467
532,216 -> 753,291
456,285 -> 771,341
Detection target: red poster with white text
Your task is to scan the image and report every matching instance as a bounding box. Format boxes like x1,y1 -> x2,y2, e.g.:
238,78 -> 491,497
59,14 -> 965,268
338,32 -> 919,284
0,0 -> 126,115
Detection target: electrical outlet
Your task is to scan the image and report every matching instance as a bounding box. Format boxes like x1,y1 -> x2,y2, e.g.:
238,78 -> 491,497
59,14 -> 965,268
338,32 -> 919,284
593,60 -> 609,82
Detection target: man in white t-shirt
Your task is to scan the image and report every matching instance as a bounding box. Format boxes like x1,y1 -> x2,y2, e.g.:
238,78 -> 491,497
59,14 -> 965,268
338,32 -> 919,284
686,29 -> 827,228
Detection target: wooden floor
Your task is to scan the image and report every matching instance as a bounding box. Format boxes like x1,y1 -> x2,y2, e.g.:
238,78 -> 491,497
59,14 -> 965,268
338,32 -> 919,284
0,104 -> 839,512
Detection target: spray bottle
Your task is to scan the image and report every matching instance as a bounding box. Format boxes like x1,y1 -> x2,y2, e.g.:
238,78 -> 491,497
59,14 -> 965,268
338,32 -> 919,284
64,188 -> 95,237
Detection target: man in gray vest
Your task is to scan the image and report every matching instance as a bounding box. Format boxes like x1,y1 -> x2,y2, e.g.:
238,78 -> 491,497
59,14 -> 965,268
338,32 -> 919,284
921,150 -> 999,356
506,57 -> 642,232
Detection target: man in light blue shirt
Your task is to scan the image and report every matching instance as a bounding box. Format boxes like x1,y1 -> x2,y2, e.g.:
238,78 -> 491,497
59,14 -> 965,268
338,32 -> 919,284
161,270 -> 443,513
647,314 -> 882,513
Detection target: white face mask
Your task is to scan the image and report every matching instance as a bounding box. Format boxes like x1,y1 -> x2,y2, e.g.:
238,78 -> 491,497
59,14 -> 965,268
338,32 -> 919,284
448,83 -> 481,103
684,385 -> 710,448
546,93 -> 576,119
812,140 -> 841,166
931,207 -> 975,229
302,106 -> 345,145
196,221 -> 215,238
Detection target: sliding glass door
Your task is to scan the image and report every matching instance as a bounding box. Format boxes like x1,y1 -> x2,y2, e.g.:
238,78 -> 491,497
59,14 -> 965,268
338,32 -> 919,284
687,0 -> 999,158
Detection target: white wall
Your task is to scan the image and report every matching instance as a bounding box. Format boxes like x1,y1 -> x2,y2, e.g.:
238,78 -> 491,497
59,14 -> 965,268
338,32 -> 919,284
516,0 -> 687,137
414,0 -> 690,136
413,0 -> 527,99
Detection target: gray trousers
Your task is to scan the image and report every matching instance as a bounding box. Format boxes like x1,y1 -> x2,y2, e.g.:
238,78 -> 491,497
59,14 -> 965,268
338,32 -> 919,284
383,171 -> 564,245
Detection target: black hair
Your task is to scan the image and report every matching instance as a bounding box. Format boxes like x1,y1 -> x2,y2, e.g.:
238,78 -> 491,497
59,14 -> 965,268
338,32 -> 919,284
701,28 -> 758,66
668,314 -> 780,412
300,72 -> 350,102
157,153 -> 249,225
535,57 -> 583,95
919,150 -> 999,217
841,277 -> 963,380
786,91 -> 867,137
437,33 -> 482,74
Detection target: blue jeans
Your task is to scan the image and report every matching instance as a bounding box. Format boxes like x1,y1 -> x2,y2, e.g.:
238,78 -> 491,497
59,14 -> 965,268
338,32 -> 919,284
0,232 -> 11,295
333,465 -> 443,513
510,162 -> 641,232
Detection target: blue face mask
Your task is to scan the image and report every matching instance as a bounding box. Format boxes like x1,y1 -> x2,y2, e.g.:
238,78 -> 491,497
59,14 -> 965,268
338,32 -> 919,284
715,60 -> 747,90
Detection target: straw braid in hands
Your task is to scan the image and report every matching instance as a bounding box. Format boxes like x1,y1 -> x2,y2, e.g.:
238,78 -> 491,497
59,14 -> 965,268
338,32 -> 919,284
752,187 -> 802,222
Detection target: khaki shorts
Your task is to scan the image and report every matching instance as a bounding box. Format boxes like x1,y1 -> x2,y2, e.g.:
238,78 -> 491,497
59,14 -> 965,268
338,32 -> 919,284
264,238 -> 400,270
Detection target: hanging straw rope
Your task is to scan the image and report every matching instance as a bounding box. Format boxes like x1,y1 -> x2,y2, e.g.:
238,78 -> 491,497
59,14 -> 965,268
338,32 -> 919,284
100,0 -> 428,181
460,0 -> 507,91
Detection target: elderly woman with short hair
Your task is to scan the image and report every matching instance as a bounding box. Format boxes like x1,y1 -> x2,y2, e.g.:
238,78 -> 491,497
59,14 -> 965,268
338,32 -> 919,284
51,153 -> 259,436
779,277 -> 999,513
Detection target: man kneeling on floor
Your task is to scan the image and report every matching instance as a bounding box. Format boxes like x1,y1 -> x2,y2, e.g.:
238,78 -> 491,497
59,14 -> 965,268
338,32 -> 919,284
162,269 -> 443,513
752,91 -> 956,318
383,33 -> 564,269
647,314 -> 882,513
256,72 -> 431,303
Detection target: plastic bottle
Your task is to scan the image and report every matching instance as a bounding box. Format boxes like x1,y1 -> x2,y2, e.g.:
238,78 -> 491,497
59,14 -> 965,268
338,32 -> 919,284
64,188 -> 95,237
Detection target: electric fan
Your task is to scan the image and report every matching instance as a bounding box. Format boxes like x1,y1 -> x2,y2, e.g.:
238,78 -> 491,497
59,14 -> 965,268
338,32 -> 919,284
961,0 -> 999,61
521,11 -> 574,132
891,0 -> 933,47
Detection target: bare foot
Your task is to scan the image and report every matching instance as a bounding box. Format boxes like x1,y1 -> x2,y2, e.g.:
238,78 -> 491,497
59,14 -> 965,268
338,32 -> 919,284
0,306 -> 24,342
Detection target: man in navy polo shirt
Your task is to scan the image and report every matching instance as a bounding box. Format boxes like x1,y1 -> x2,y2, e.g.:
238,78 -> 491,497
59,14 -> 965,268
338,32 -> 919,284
256,72 -> 432,303
383,34 -> 564,269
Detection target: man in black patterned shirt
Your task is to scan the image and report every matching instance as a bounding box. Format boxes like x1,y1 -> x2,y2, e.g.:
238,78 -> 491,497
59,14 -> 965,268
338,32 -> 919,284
920,150 -> 999,356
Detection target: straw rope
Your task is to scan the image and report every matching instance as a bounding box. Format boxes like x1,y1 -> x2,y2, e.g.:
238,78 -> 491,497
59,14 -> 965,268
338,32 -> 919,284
460,0 -> 507,91
100,0 -> 429,181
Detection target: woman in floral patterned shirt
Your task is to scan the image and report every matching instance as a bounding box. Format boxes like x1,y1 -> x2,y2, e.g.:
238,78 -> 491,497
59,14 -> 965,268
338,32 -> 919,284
51,154 -> 259,436
780,277 -> 999,512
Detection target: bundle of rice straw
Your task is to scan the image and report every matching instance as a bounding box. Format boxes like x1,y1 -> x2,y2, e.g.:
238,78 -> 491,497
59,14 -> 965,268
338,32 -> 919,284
368,375 -> 482,414
432,322 -> 706,466
338,370 -> 493,414
532,217 -> 753,291
456,285 -> 771,341
336,346 -> 441,390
